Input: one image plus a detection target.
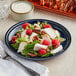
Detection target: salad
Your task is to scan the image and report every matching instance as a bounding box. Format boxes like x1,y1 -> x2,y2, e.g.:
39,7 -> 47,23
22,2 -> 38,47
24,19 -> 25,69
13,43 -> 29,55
11,21 -> 65,57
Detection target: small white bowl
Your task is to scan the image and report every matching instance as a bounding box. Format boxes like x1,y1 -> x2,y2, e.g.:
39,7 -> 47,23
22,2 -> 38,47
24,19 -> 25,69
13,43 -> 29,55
10,1 -> 34,22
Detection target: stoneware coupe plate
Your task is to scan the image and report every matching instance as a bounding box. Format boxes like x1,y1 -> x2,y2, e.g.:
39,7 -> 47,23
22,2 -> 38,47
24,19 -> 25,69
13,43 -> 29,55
5,19 -> 71,60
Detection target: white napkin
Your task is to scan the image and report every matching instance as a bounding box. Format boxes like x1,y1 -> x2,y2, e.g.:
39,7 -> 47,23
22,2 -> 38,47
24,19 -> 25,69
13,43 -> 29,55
0,41 -> 49,76
0,59 -> 30,76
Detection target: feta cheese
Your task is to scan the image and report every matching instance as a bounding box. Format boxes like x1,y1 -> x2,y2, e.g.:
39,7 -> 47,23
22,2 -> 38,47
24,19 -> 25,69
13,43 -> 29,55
21,30 -> 29,39
51,45 -> 63,54
34,24 -> 40,29
54,30 -> 60,37
33,43 -> 48,51
42,28 -> 56,39
17,42 -> 27,53
34,24 -> 40,27
30,33 -> 38,42
21,30 -> 26,37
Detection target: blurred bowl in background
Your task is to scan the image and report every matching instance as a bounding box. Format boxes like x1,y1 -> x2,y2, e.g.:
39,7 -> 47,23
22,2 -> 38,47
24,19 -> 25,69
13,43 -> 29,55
10,1 -> 34,22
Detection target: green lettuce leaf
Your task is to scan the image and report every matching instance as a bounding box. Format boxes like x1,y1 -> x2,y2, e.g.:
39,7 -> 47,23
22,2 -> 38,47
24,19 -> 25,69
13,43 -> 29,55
16,38 -> 28,44
50,46 -> 54,50
29,24 -> 34,30
38,34 -> 42,38
44,21 -> 47,25
11,43 -> 19,50
60,37 -> 66,42
37,21 -> 41,25
17,30 -> 23,34
21,40 -> 40,56
41,52 -> 53,57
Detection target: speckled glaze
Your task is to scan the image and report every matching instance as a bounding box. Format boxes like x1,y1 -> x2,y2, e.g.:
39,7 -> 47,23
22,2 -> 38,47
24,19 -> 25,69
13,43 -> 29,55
5,19 -> 71,61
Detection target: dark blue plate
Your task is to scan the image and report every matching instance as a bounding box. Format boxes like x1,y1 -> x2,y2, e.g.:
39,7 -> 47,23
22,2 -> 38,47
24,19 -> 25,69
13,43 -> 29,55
5,19 -> 71,60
